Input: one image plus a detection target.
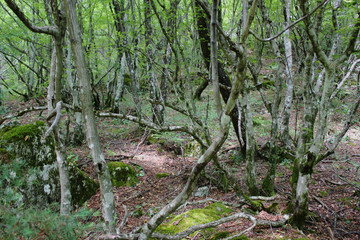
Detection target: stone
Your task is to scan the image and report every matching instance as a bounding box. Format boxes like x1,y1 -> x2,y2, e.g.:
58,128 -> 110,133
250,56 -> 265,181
0,121 -> 98,208
107,162 -> 138,187
193,186 -> 209,198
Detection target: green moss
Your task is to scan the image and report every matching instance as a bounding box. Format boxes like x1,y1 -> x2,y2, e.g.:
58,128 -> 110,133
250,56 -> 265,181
156,203 -> 232,236
69,166 -> 99,207
266,203 -> 281,214
107,162 -> 138,187
211,231 -> 229,239
155,173 -> 169,179
231,235 -> 248,240
1,121 -> 45,143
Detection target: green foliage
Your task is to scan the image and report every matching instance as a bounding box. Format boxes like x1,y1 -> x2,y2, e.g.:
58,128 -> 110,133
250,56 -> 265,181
229,150 -> 244,165
0,205 -> 95,240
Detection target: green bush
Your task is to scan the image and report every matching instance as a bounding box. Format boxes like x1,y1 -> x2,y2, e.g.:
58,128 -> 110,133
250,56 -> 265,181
0,205 -> 95,239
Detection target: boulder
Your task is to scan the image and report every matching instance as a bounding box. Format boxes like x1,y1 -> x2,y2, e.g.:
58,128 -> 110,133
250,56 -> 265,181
0,121 -> 98,208
107,162 -> 138,187
156,202 -> 232,238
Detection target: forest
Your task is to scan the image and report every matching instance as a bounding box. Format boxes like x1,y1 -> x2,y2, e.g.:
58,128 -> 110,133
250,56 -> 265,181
0,0 -> 359,239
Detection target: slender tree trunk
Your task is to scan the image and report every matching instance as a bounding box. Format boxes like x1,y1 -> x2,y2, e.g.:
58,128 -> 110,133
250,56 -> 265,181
280,0 -> 294,147
194,0 -> 243,151
144,0 -> 163,125
66,38 -> 83,145
259,0 -> 285,196
63,0 -> 116,234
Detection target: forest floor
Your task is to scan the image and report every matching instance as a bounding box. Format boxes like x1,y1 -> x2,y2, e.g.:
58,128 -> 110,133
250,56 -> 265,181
3,99 -> 360,240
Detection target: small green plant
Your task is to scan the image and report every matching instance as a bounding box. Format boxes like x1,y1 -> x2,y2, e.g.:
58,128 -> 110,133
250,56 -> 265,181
280,158 -> 292,167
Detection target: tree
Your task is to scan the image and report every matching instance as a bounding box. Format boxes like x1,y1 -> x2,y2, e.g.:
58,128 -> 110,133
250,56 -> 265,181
288,0 -> 360,228
63,0 -> 116,234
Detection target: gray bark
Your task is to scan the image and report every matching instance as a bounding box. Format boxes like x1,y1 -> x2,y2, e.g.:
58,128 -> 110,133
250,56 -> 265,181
66,38 -> 83,145
279,0 -> 294,147
290,0 -> 360,228
63,0 -> 116,234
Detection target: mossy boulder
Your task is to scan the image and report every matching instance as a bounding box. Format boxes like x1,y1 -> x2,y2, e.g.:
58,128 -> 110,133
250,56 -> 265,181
156,202 -> 232,237
69,166 -> 99,208
155,173 -> 168,179
0,121 -> 98,208
0,121 -> 55,166
107,162 -> 138,187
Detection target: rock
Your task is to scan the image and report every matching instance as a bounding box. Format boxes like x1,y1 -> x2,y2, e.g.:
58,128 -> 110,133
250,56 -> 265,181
107,162 -> 138,187
193,186 -> 209,198
156,202 -> 232,237
69,166 -> 99,208
155,173 -> 169,179
0,121 -> 98,208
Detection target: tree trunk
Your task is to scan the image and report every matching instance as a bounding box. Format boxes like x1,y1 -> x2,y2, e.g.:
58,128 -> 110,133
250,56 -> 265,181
279,0 -> 294,147
194,0 -> 243,152
144,0 -> 164,125
66,38 -> 84,145
63,0 -> 116,234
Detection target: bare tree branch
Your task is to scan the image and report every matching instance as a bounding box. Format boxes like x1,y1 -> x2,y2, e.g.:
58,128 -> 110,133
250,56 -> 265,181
45,101 -> 63,137
4,0 -> 59,36
249,0 -> 329,42
0,105 -> 47,125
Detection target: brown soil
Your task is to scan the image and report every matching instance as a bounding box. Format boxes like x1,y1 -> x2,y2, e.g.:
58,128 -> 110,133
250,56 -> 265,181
2,100 -> 360,240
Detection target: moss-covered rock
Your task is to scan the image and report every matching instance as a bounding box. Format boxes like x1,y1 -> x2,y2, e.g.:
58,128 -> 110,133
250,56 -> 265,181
0,121 -> 98,208
107,162 -> 138,187
69,166 -> 99,208
0,121 -> 59,207
156,202 -> 232,237
155,173 -> 168,179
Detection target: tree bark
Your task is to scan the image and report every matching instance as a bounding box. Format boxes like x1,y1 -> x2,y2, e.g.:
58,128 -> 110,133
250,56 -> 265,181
63,0 -> 116,234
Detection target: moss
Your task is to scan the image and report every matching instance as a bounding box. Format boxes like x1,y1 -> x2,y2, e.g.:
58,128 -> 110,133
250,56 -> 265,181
155,173 -> 168,179
262,173 -> 275,197
0,121 -> 55,167
1,121 -> 45,143
69,166 -> 99,207
156,203 -> 232,236
107,162 -> 138,187
243,196 -> 263,211
211,231 -> 229,239
266,203 -> 281,214
231,235 -> 248,240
